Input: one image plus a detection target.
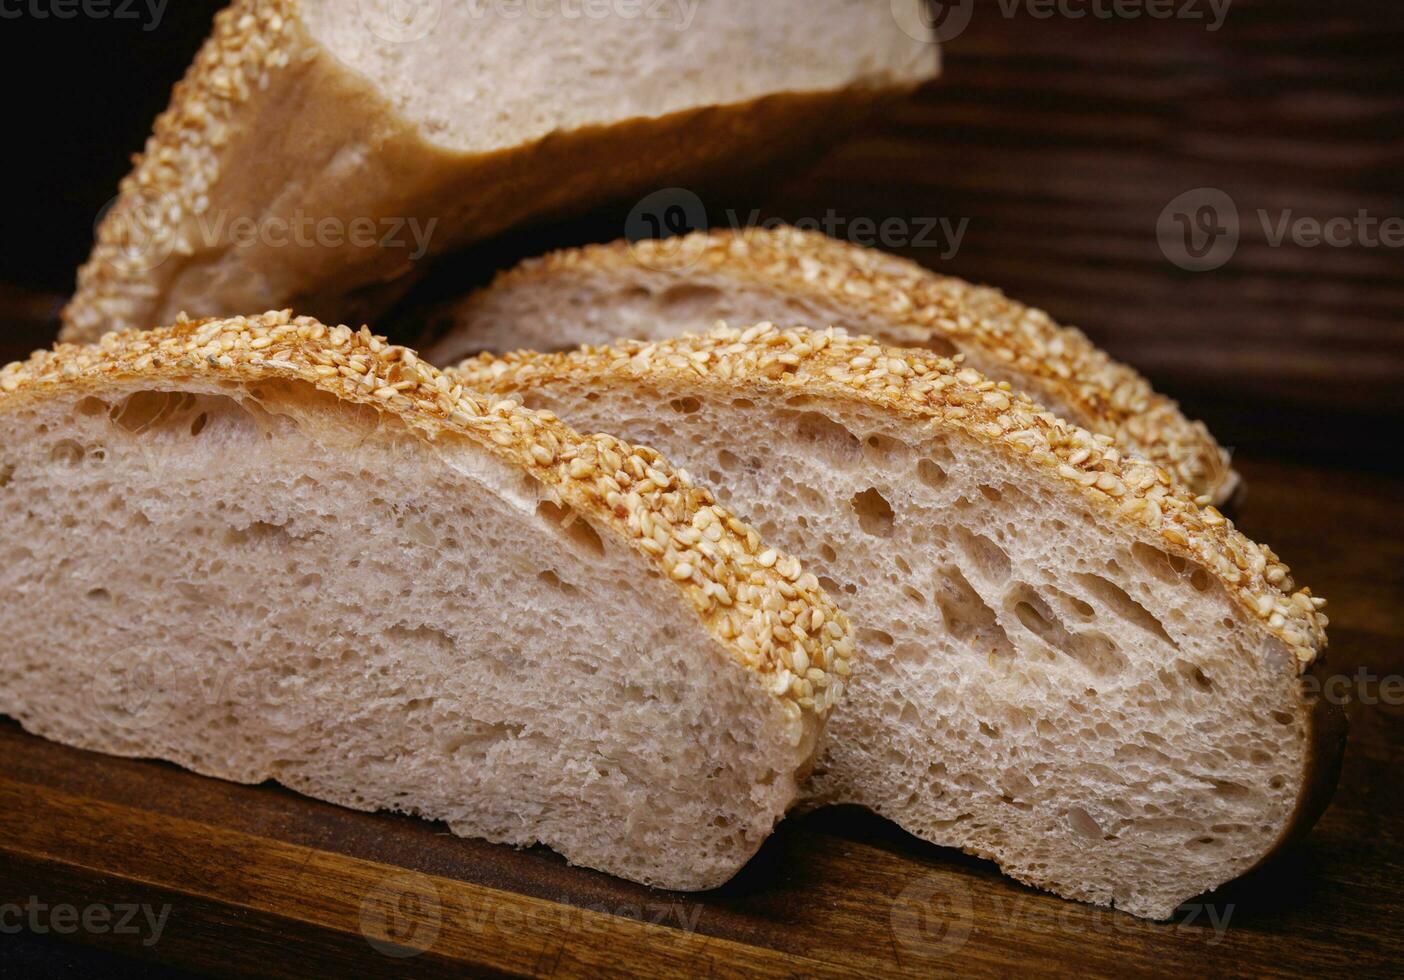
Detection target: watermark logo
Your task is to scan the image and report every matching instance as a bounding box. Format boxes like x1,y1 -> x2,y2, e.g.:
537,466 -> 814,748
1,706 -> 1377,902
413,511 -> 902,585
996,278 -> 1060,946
893,0 -> 1231,42
892,0 -> 973,43
0,0 -> 169,31
90,648 -> 176,731
359,872 -> 443,958
887,869 -> 1238,964
359,0 -> 442,43
1158,187 -> 1240,272
890,874 -> 975,958
999,0 -> 1231,31
95,194 -> 178,276
93,198 -> 439,275
625,188 -> 969,272
1159,188 -> 1404,271
0,897 -> 171,947
625,187 -> 711,272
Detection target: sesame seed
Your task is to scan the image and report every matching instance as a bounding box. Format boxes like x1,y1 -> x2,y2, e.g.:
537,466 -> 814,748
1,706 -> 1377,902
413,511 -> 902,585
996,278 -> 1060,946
3,309 -> 853,721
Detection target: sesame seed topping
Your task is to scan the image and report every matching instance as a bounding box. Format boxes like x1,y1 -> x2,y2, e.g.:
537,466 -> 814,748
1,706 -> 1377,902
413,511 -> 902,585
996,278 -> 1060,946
452,323 -> 1326,673
459,226 -> 1237,502
3,310 -> 852,719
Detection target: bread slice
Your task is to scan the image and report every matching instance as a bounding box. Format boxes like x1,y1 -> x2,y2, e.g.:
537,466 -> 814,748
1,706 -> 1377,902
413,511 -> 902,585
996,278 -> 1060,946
425,226 -> 1238,505
60,1 -> 938,342
0,312 -> 854,891
452,325 -> 1340,918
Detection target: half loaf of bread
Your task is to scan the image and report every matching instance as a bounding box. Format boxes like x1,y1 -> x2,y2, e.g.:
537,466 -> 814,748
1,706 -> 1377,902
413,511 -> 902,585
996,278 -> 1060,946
426,227 -> 1237,504
0,312 -> 853,890
453,325 -> 1340,918
61,1 -> 938,342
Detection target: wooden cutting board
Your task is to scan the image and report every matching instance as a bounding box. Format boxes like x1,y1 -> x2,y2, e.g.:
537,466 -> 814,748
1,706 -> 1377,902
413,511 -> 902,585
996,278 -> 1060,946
1,450 -> 1400,977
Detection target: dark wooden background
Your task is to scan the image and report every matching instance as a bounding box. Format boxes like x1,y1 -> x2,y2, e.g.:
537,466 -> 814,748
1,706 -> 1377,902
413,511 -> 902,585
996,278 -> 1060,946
0,1 -> 1400,976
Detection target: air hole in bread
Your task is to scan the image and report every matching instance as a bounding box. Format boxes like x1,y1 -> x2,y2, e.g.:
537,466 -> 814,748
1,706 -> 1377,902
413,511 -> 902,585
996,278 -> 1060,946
1047,586 -> 1096,620
1075,573 -> 1177,647
536,500 -> 606,557
77,397 -> 108,417
1013,595 -> 1057,641
1211,780 -> 1253,801
1177,660 -> 1214,692
1132,541 -> 1186,582
934,566 -> 1015,663
669,396 -> 702,414
858,627 -> 894,648
222,520 -> 294,548
716,449 -> 742,472
901,585 -> 926,605
190,412 -> 210,437
818,543 -> 837,564
793,412 -> 861,466
537,569 -> 579,594
111,390 -> 185,433
444,722 -> 526,760
49,440 -> 85,467
851,487 -> 895,537
916,457 -> 947,488
955,527 -> 1011,583
1008,584 -> 1128,676
85,588 -> 111,602
657,283 -> 723,314
864,433 -> 904,460
0,463 -> 13,488
1068,806 -> 1105,840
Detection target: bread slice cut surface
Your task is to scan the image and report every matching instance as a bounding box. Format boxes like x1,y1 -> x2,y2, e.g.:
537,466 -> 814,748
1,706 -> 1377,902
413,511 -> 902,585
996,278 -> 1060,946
426,226 -> 1238,504
61,1 -> 938,341
452,325 -> 1336,918
0,312 -> 852,891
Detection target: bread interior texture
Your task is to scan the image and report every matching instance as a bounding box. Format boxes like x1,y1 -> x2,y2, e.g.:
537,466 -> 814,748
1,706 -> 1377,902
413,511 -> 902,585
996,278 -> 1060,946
302,0 -> 936,153
0,377 -> 807,889
504,376 -> 1314,917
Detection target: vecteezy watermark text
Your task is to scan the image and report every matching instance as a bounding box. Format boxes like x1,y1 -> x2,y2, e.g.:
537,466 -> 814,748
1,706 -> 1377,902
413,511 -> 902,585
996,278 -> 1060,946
0,0 -> 167,30
358,870 -> 707,959
624,187 -> 968,271
1158,188 -> 1404,271
95,194 -> 439,275
893,0 -> 1231,43
0,897 -> 171,948
885,873 -> 1235,963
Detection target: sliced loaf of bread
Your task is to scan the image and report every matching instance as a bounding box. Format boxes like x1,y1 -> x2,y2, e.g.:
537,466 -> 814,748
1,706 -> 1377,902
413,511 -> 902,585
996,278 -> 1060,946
425,227 -> 1237,504
61,1 -> 938,341
452,325 -> 1341,918
0,312 -> 853,890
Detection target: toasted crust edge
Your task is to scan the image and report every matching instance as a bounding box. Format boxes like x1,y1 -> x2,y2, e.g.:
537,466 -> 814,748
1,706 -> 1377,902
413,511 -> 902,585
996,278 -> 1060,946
60,1 -> 939,343
3,311 -> 855,730
452,324 -> 1327,674
441,226 -> 1237,504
